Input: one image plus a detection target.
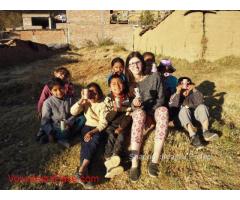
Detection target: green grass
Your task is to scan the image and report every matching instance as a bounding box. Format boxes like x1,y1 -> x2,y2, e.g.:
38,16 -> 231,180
0,46 -> 240,189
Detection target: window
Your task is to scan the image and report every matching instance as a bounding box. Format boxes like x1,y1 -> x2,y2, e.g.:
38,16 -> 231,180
31,17 -> 49,29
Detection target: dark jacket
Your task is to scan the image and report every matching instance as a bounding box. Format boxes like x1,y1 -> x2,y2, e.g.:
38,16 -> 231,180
169,89 -> 204,109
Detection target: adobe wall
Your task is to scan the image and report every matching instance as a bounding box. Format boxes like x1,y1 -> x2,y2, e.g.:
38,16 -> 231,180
133,11 -> 240,61
133,11 -> 203,62
67,10 -> 134,49
14,30 -> 67,45
205,11 -> 240,61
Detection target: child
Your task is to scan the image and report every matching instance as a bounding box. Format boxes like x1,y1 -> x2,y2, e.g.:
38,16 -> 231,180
104,73 -> 132,179
143,52 -> 157,75
39,78 -> 77,147
169,77 -> 219,148
107,57 -> 128,85
158,59 -> 178,124
70,82 -> 108,189
37,67 -> 74,118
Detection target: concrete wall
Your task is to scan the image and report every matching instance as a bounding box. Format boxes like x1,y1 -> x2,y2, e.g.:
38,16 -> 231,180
67,10 -> 134,49
205,11 -> 240,61
133,11 -> 203,61
13,30 -> 67,45
134,11 -> 240,61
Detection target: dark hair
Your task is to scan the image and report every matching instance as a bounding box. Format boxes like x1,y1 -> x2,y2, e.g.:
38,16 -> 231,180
126,51 -> 146,74
111,57 -> 125,68
108,73 -> 129,94
178,77 -> 193,85
143,52 -> 155,62
47,77 -> 65,90
87,82 -> 104,100
54,67 -> 71,79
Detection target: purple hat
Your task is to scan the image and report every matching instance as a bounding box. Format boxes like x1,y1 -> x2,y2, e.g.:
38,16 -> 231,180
159,59 -> 176,73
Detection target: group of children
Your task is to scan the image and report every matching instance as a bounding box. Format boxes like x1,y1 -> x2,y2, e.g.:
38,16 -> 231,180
36,51 -> 219,189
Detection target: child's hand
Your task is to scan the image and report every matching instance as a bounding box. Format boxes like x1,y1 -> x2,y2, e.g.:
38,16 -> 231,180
78,98 -> 89,106
133,98 -> 142,107
176,85 -> 182,94
187,84 -> 195,91
115,127 -> 123,135
84,132 -> 93,142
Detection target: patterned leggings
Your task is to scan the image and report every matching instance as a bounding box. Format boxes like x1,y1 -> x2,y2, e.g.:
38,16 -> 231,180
131,106 -> 169,156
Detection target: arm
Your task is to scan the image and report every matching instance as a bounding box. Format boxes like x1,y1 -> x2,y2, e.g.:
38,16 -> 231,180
153,75 -> 165,110
96,104 -> 108,132
37,85 -> 51,114
70,100 -> 84,116
192,89 -> 204,107
41,101 -> 53,135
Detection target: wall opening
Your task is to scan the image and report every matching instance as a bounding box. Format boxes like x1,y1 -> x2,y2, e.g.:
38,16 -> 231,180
31,17 -> 49,29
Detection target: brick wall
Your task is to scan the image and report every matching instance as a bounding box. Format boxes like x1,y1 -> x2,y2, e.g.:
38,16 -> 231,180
13,30 -> 67,45
67,10 -> 134,50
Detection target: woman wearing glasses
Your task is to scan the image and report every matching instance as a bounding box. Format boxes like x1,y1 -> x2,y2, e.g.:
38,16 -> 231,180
125,51 -> 169,182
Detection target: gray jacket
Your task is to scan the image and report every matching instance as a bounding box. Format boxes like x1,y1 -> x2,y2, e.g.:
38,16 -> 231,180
41,95 -> 75,135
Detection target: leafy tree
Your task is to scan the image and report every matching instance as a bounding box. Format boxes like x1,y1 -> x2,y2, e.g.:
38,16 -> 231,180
139,11 -> 155,26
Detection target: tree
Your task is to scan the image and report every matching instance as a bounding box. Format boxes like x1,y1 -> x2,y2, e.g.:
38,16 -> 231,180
139,11 -> 155,26
0,11 -> 22,31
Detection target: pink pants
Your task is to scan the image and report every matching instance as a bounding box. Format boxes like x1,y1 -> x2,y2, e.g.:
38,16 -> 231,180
131,106 -> 169,153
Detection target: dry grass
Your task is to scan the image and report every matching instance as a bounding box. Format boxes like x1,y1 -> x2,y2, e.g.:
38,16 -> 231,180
0,45 -> 240,189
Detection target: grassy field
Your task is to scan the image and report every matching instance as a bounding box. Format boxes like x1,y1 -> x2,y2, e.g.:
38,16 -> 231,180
0,45 -> 240,189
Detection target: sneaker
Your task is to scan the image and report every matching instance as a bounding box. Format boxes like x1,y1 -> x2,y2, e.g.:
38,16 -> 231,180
148,162 -> 159,178
104,155 -> 121,172
129,167 -> 140,183
105,166 -> 124,179
58,140 -> 71,148
75,169 -> 94,189
36,129 -> 45,142
203,130 -> 219,142
190,134 -> 204,149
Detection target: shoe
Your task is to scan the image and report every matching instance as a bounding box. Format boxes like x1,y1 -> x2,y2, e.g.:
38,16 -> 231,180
58,140 -> 71,148
75,168 -> 94,189
39,134 -> 49,144
203,130 -> 219,142
148,162 -> 159,178
190,134 -> 204,149
129,167 -> 140,183
104,155 -> 121,172
105,166 -> 124,179
36,129 -> 45,142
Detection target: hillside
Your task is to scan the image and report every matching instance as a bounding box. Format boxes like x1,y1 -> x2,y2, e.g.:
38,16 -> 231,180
0,45 -> 239,189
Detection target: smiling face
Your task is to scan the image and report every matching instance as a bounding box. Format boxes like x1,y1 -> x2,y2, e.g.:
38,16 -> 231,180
110,77 -> 124,96
128,57 -> 143,76
112,62 -> 124,75
51,85 -> 65,99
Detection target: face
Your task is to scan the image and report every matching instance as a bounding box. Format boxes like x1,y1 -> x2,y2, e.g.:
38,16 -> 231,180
144,55 -> 154,66
88,86 -> 100,103
112,62 -> 124,75
110,78 -> 124,96
51,85 -> 65,99
128,57 -> 143,76
54,71 -> 67,81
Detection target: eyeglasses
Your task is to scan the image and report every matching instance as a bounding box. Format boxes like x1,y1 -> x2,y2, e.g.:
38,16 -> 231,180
129,60 -> 142,67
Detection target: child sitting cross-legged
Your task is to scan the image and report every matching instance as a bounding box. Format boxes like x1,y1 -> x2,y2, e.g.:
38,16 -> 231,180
103,73 -> 132,179
39,78 -> 78,148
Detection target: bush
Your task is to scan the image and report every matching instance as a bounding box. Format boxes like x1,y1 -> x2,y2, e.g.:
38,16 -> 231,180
96,36 -> 114,47
139,11 -> 155,26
